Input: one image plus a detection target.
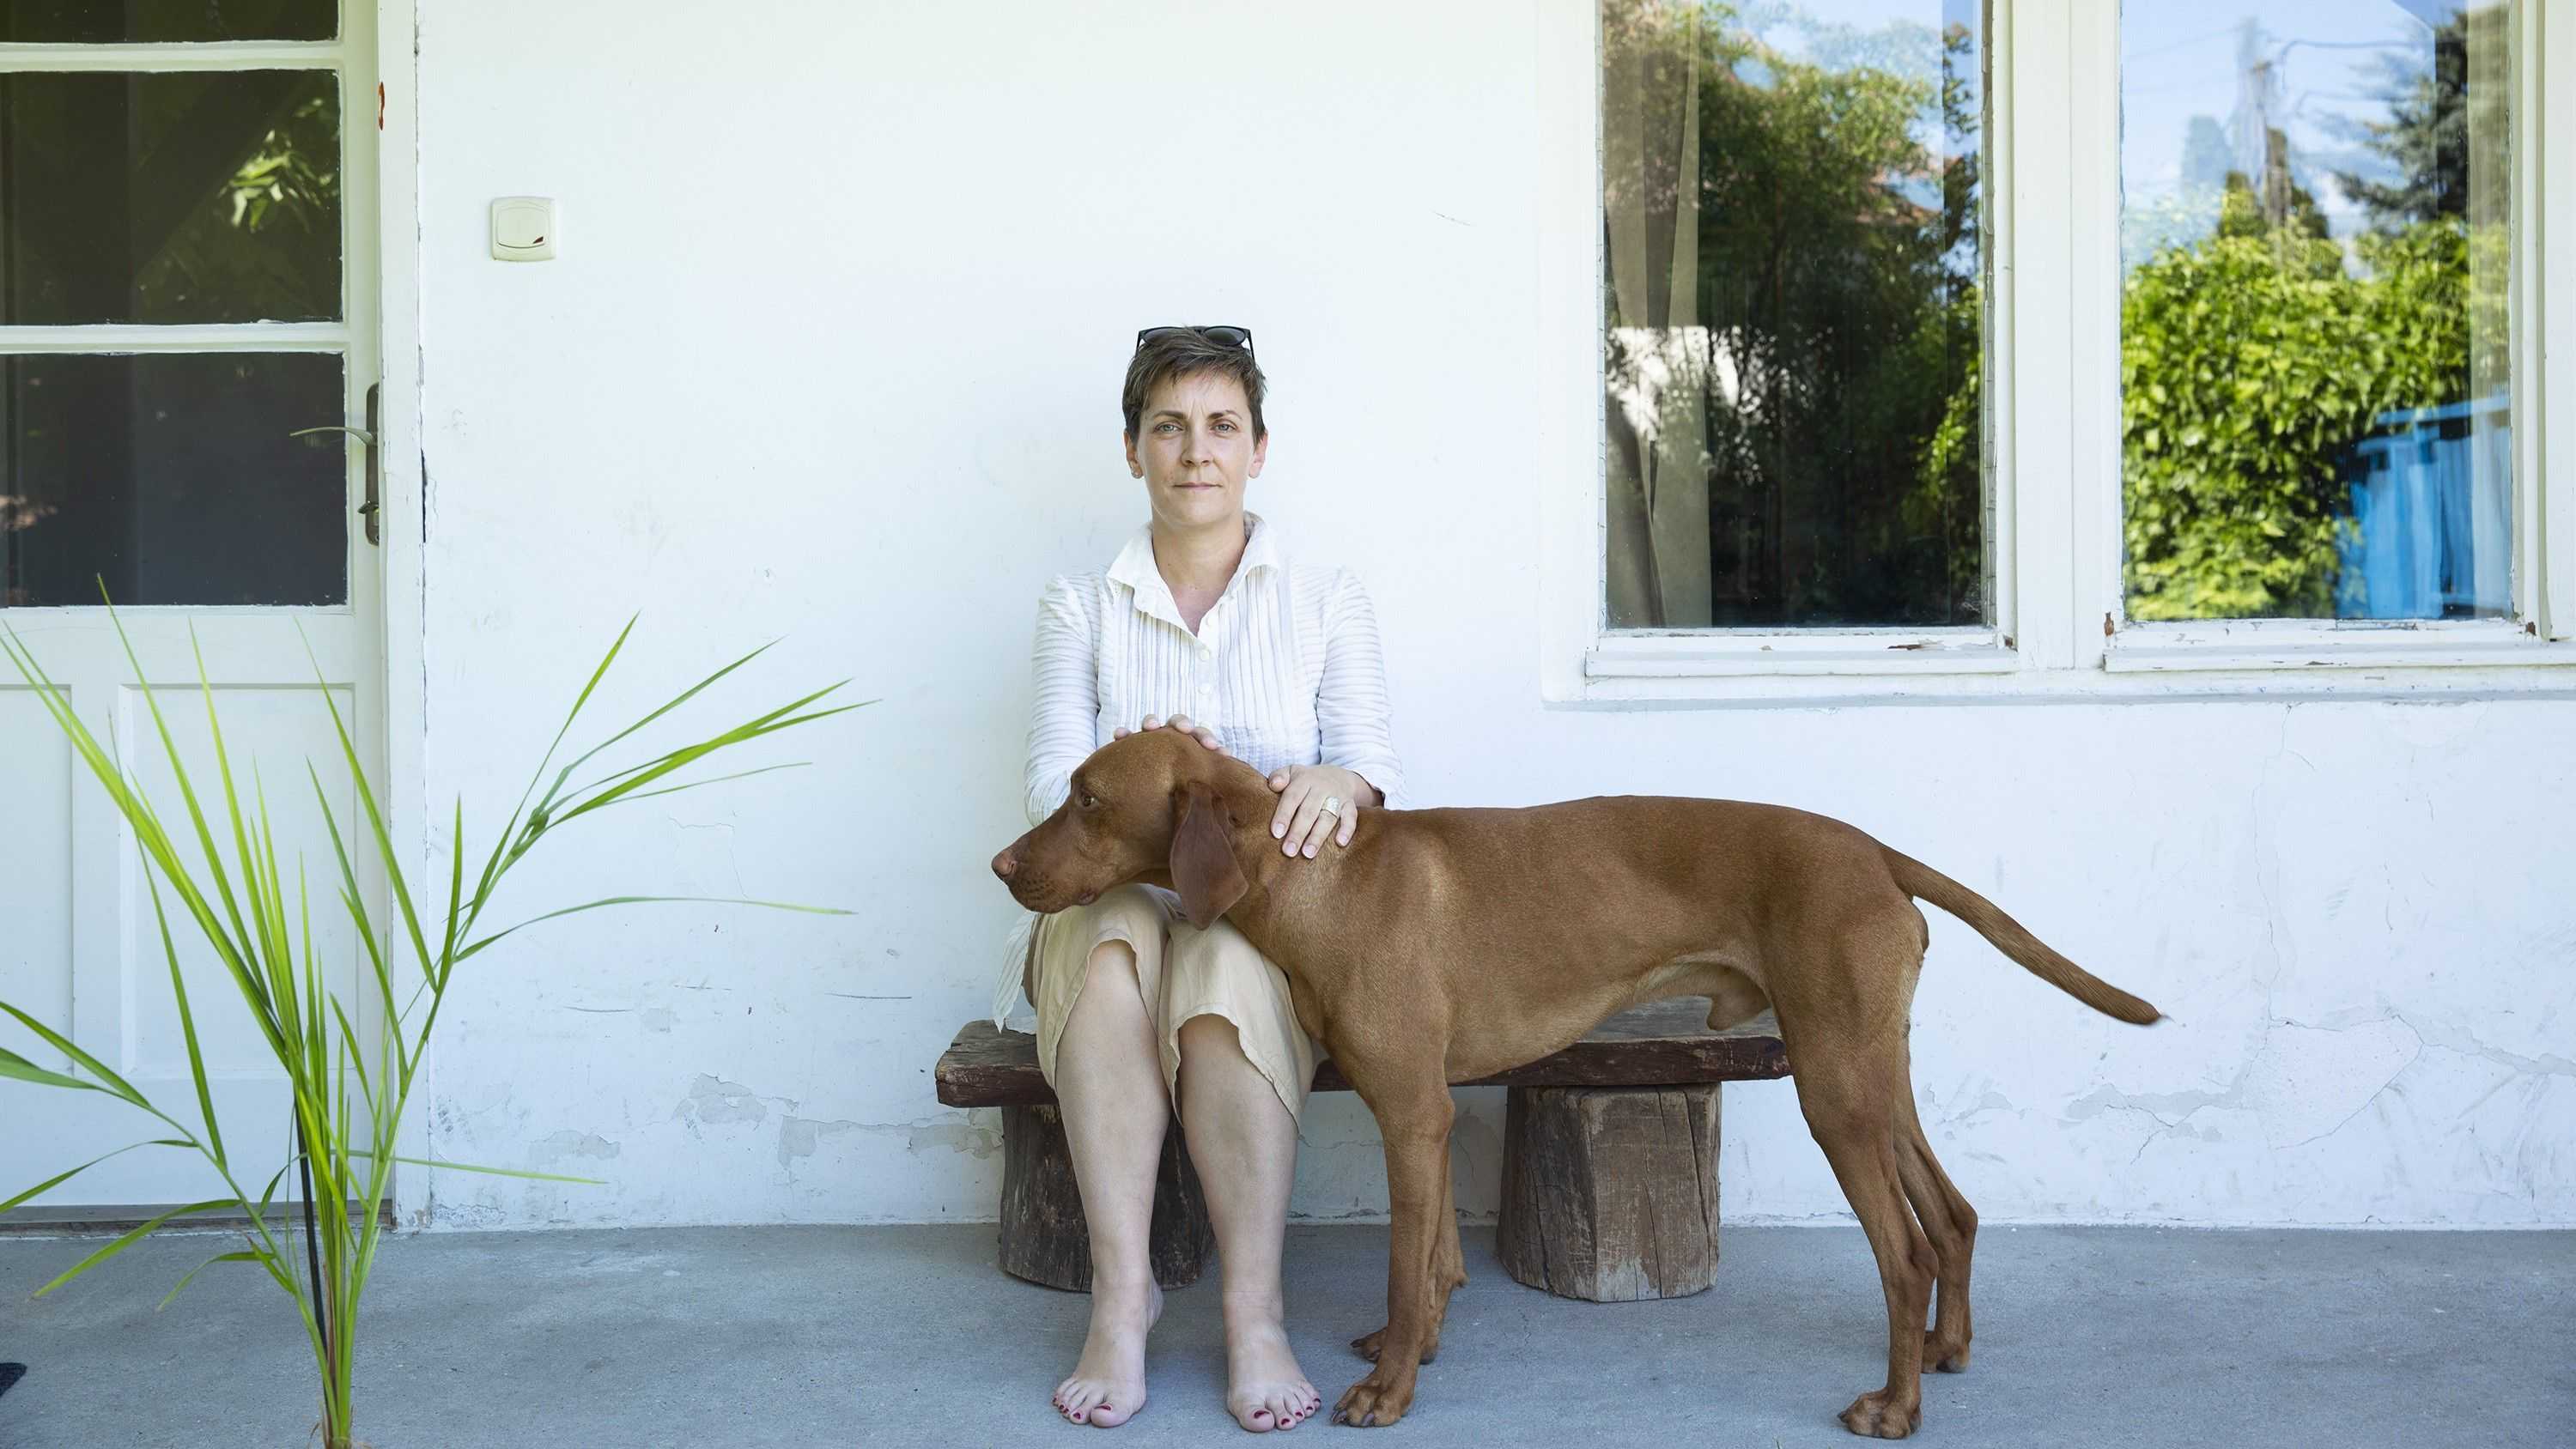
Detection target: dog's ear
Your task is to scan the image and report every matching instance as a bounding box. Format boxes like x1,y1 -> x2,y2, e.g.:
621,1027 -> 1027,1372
1169,780 -> 1248,931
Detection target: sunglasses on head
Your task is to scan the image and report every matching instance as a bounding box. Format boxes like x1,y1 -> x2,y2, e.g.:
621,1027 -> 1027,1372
1135,324 -> 1255,355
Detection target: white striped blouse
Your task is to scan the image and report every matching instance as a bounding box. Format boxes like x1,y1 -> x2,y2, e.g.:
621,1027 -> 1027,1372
993,512 -> 1407,1024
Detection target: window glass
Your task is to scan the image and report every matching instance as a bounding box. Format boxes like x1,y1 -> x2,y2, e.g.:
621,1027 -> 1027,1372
1,0 -> 336,44
1602,0 -> 1989,628
0,70 -> 343,325
1,353 -> 348,607
2121,3 -> 2514,621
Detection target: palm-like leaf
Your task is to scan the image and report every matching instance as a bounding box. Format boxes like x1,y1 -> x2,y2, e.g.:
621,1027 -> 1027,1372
0,603 -> 854,1449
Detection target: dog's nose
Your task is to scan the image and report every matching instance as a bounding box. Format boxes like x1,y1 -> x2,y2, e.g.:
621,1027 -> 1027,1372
991,849 -> 1017,881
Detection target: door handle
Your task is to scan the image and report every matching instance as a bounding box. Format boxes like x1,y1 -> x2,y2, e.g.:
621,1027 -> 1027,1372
291,382 -> 384,546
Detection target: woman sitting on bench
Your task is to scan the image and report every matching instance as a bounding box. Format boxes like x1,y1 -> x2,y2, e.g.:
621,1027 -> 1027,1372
996,325 -> 1406,1432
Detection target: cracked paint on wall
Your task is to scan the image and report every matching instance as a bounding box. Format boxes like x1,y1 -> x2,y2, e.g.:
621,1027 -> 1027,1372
778,1116 -> 863,1167
902,1119 -> 1001,1161
674,1075 -> 774,1128
772,1115 -> 1004,1176
532,1130 -> 623,1165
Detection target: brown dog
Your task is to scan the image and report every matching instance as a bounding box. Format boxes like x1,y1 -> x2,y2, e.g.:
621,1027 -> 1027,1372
991,730 -> 2160,1437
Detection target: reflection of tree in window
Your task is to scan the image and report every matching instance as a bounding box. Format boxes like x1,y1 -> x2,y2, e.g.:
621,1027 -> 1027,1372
2122,5 -> 2510,621
1602,1 -> 1985,630
0,70 -> 341,324
143,75 -> 344,324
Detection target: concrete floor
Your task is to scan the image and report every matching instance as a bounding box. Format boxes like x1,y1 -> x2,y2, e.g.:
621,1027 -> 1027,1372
0,1222 -> 2568,1448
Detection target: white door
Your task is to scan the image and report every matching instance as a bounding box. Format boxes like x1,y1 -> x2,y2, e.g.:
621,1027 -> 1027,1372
1,2 -> 384,1214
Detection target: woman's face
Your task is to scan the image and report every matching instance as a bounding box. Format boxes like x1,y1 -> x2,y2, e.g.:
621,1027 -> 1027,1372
1126,370 -> 1267,532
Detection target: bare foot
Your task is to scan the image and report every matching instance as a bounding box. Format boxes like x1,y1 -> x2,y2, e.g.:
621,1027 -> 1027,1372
1053,1278 -> 1162,1428
1224,1291 -> 1320,1433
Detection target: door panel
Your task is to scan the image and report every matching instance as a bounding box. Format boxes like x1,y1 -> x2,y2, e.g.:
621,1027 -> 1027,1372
0,695 -> 73,1047
116,682 -> 365,1076
9,621 -> 376,1211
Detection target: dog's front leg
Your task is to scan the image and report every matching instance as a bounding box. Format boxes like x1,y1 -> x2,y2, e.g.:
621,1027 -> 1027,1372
1335,1082 -> 1454,1428
1352,1145 -> 1464,1367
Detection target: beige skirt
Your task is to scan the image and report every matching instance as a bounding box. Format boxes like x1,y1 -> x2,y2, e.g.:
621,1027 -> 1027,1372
1024,884 -> 1321,1127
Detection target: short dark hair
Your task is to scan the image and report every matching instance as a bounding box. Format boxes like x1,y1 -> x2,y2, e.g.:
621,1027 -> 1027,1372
1121,328 -> 1267,442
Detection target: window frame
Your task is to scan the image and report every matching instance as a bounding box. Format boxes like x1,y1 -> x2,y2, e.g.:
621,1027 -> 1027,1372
1540,0 -> 2576,706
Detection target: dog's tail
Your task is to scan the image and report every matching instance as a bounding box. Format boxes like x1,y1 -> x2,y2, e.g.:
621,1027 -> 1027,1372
1883,848 -> 2163,1025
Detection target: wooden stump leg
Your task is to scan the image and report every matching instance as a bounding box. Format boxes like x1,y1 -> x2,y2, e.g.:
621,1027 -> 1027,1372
1498,1082 -> 1722,1302
996,1104 -> 1215,1292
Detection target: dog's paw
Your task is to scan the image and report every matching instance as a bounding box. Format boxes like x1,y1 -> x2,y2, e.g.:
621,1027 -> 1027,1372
1921,1331 -> 1970,1373
1334,1370 -> 1415,1428
1839,1388 -> 1922,1439
1348,1325 -> 1437,1365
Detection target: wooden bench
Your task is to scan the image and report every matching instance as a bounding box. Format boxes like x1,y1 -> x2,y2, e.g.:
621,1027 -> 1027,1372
934,999 -> 1789,1302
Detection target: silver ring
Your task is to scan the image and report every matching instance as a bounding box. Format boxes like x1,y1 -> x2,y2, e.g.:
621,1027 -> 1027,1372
1320,795 -> 1342,817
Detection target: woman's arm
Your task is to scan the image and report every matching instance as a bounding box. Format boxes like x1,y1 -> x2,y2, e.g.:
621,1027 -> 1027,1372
1022,577 -> 1100,827
1315,567 -> 1407,811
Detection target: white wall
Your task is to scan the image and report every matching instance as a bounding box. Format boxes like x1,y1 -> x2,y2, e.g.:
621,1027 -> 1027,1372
403,0 -> 2575,1231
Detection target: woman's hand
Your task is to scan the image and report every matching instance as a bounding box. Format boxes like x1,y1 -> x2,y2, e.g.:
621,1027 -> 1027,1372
1266,763 -> 1375,858
1113,713 -> 1226,754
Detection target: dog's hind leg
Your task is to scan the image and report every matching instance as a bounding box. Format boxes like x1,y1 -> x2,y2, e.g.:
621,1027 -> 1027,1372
1895,1091 -> 1977,1373
1777,917 -> 1935,1440
1795,1055 -> 1935,1439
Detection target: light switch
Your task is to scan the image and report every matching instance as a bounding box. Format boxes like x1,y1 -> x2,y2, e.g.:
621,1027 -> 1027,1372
491,197 -> 556,261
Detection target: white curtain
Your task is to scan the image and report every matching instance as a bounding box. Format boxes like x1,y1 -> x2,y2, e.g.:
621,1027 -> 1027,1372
2464,0 -> 2513,610
1602,3 -> 1712,628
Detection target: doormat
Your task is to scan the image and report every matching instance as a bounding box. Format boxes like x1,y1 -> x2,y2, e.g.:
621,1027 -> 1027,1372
0,1362 -> 23,1400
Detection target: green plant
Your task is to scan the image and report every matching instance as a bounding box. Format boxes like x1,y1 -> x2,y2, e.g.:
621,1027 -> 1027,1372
2120,217 -> 2477,619
0,603 -> 856,1449
2119,5 -> 2506,621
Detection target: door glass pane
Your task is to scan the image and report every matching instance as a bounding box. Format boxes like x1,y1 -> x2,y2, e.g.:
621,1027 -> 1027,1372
1601,0 -> 1989,628
0,0 -> 336,43
0,71 -> 342,324
2121,3 -> 2514,621
1,353 -> 347,607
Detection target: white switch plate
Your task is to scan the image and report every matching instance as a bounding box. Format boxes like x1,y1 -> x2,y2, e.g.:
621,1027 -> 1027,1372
491,197 -> 556,261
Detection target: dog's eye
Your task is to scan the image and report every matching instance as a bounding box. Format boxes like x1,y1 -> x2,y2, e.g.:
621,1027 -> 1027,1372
1078,792 -> 1099,809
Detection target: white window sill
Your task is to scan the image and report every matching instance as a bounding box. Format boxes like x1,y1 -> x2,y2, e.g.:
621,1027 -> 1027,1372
1564,623 -> 2576,707
2104,621 -> 2576,674
1586,630 -> 2016,679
